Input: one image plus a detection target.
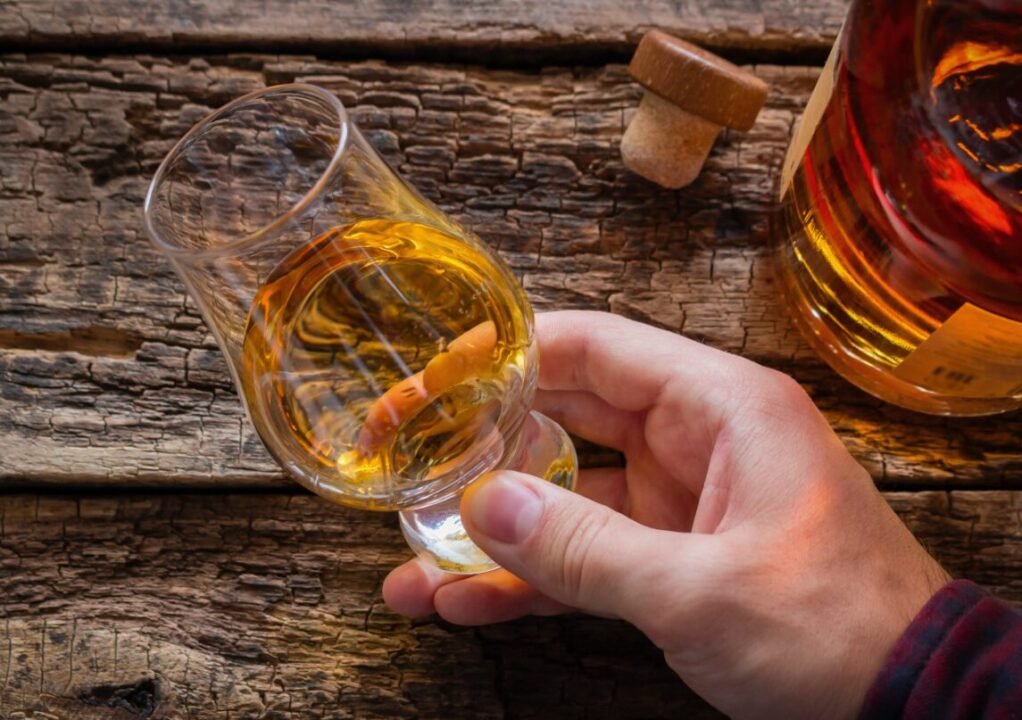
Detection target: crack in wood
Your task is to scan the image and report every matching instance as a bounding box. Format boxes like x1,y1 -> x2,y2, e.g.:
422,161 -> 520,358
0,0 -> 845,68
78,678 -> 158,717
0,327 -> 144,358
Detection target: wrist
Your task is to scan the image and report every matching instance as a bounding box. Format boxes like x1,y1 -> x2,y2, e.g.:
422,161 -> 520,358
843,543 -> 950,718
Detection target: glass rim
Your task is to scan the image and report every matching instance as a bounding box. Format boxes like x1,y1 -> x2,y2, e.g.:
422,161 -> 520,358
143,82 -> 350,260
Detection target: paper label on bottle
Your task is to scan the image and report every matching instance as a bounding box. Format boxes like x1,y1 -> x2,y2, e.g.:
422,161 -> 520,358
779,31 -> 842,198
893,303 -> 1022,398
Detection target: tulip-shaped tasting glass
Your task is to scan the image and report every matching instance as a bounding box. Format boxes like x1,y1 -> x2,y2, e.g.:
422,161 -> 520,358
144,84 -> 577,573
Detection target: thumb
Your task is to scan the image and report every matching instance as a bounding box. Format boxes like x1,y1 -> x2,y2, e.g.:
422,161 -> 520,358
461,470 -> 687,623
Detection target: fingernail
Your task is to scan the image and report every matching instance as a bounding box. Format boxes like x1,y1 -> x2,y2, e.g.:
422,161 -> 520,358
465,474 -> 543,545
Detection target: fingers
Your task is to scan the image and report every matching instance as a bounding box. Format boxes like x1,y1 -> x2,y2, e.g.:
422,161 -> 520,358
433,571 -> 569,625
572,466 -> 628,513
535,311 -> 744,416
461,470 -> 690,623
359,321 -> 500,455
382,557 -> 461,617
533,389 -> 641,453
384,468 -> 629,622
357,373 -> 430,454
535,311 -> 772,498
384,559 -> 570,625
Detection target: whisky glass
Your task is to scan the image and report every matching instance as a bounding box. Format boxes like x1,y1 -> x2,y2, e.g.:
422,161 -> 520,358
143,84 -> 577,573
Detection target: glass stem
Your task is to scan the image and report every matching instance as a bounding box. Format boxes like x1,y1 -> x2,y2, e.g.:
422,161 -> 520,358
398,411 -> 577,574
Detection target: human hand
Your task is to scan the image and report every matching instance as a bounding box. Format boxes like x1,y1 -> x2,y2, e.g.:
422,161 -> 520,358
383,311 -> 950,719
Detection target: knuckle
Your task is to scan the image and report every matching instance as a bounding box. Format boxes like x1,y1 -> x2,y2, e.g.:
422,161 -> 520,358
760,368 -> 810,405
733,366 -> 817,423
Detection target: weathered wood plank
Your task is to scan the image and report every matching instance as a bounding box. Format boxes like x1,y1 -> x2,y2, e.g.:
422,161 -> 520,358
0,54 -> 1019,489
0,0 -> 846,61
0,492 -> 720,719
0,489 -> 1019,718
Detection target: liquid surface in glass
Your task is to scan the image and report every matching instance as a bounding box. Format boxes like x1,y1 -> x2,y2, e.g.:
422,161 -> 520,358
240,219 -> 533,509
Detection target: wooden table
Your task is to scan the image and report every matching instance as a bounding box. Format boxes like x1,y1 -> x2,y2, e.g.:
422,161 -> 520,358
1,1 -> 1019,717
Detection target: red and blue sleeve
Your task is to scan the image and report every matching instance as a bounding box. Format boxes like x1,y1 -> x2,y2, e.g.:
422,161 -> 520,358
860,579 -> 1022,719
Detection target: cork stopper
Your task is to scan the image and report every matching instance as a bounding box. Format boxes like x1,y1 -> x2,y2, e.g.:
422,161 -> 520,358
621,30 -> 769,188
629,30 -> 769,131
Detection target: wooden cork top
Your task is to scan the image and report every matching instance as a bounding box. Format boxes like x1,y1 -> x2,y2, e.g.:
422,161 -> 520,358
628,30 -> 769,131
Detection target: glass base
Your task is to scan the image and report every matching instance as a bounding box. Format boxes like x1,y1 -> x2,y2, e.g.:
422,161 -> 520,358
399,410 -> 577,574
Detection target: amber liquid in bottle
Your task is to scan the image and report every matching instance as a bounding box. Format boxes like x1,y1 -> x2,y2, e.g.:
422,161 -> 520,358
775,0 -> 1022,415
239,219 -> 534,509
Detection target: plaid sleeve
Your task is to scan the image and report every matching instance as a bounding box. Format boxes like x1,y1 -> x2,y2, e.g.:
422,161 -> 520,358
860,579 -> 1022,719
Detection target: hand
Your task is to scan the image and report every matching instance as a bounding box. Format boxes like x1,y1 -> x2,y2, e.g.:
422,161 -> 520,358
383,311 -> 950,719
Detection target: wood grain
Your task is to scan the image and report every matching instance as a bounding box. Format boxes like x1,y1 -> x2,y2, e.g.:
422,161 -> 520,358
1,54 -> 1018,489
0,0 -> 846,63
0,489 -> 1019,718
0,3 -> 1016,717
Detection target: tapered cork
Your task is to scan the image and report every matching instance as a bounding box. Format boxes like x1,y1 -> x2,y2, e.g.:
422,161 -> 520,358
621,29 -> 769,188
620,92 -> 722,189
628,30 -> 769,132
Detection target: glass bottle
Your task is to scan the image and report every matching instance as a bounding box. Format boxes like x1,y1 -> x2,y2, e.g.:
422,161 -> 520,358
774,0 -> 1022,415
